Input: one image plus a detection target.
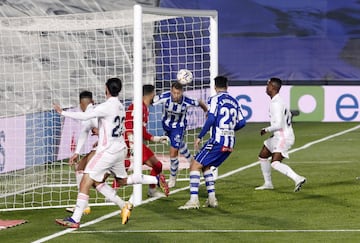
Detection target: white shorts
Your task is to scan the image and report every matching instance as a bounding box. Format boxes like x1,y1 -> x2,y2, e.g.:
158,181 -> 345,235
84,147 -> 127,182
264,135 -> 294,159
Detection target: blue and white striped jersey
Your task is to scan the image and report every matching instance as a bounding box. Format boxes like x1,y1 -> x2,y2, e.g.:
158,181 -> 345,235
153,91 -> 199,129
198,91 -> 246,148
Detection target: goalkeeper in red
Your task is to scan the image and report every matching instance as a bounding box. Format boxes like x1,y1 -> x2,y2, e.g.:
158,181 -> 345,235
122,84 -> 170,198
179,76 -> 246,209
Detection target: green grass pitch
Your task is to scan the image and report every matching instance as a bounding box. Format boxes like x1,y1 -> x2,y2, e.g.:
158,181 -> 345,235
1,122 -> 360,243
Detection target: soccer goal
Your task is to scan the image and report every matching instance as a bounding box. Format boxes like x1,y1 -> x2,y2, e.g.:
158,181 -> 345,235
0,5 -> 218,211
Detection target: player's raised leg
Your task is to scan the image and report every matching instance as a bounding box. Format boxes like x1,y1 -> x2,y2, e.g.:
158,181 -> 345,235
271,161 -> 306,192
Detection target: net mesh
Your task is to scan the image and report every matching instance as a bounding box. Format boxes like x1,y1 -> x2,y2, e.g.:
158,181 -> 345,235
0,7 -> 215,210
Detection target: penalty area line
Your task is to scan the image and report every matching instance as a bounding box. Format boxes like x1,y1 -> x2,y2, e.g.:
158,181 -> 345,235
32,124 -> 360,243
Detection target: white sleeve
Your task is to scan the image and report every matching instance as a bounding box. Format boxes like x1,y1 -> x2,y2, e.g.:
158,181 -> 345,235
62,105 -> 107,121
153,91 -> 172,106
152,94 -> 160,104
265,102 -> 283,133
152,94 -> 164,105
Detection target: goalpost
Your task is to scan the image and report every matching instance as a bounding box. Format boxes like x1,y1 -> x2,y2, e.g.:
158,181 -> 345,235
0,5 -> 218,211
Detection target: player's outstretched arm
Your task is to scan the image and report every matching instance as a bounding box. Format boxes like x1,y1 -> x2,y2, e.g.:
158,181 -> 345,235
197,113 -> 215,139
234,117 -> 246,131
151,136 -> 169,144
199,100 -> 208,113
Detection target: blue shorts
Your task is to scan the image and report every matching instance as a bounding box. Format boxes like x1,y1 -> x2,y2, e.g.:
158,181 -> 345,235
194,141 -> 232,168
164,126 -> 186,149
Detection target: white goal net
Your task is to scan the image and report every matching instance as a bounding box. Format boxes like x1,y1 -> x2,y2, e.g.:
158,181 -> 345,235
0,5 -> 217,211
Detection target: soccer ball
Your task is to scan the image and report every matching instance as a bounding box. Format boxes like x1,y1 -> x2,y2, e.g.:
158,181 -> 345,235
176,69 -> 193,85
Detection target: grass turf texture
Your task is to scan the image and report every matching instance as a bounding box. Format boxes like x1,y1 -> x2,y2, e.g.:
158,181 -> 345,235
1,122 -> 360,242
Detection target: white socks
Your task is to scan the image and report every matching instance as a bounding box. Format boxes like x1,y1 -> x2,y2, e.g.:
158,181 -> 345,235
189,171 -> 201,201
259,158 -> 272,185
127,174 -> 158,185
72,193 -> 89,223
96,183 -> 125,209
170,157 -> 179,177
204,169 -> 215,198
271,161 -> 300,182
179,143 -> 192,162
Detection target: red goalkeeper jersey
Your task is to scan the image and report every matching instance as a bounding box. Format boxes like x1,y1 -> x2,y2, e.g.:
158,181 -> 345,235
124,102 -> 153,143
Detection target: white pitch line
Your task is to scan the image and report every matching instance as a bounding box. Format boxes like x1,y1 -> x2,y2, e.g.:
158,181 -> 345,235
291,161 -> 355,164
32,124 -> 360,243
218,124 -> 360,180
72,229 -> 360,233
289,124 -> 360,154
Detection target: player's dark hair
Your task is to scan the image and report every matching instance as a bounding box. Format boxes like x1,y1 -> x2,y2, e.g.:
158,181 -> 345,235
172,82 -> 184,90
143,84 -> 155,96
269,77 -> 282,91
214,76 -> 228,88
79,90 -> 93,100
106,77 -> 122,96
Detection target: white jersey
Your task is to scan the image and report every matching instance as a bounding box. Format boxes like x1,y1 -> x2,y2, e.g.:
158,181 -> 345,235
265,94 -> 294,140
74,103 -> 98,154
62,97 -> 126,154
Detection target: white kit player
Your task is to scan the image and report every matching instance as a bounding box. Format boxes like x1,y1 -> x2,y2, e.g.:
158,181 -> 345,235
255,77 -> 306,192
54,78 -> 168,228
66,90 -> 98,215
179,76 -> 246,210
153,81 -> 207,188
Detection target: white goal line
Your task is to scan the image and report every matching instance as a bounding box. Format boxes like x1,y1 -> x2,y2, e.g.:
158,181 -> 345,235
72,229 -> 360,233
